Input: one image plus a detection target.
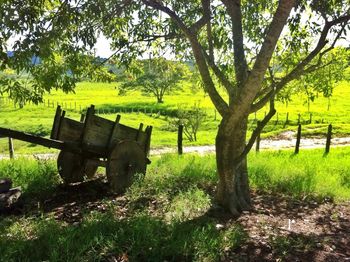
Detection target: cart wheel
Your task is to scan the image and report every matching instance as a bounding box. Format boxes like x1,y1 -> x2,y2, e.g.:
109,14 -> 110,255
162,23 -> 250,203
106,140 -> 147,193
57,151 -> 84,184
83,159 -> 99,179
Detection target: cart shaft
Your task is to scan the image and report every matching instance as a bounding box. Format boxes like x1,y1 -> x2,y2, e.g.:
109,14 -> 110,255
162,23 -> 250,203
0,127 -> 78,152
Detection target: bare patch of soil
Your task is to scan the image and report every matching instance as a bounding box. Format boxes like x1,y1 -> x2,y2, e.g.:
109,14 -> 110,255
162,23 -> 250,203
220,191 -> 350,261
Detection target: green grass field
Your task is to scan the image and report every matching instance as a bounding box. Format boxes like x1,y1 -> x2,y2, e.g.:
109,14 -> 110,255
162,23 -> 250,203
0,79 -> 349,153
1,147 -> 350,261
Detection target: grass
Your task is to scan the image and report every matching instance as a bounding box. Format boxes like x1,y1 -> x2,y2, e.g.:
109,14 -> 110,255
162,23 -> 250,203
0,79 -> 350,153
248,147 -> 350,200
1,147 -> 350,261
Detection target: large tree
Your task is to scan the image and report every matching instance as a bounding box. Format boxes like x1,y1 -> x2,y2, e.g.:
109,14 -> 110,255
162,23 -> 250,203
1,0 -> 349,216
120,57 -> 187,103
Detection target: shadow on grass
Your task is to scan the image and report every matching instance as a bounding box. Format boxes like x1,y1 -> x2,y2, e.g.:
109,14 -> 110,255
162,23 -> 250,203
2,155 -> 350,261
2,187 -> 349,262
0,206 -> 244,262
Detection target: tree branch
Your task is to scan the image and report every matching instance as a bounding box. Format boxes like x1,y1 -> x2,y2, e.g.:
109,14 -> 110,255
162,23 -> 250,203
221,0 -> 248,87
203,0 -> 214,61
239,0 -> 296,107
190,16 -> 209,33
250,15 -> 349,112
201,48 -> 236,98
142,0 -> 229,116
235,99 -> 276,164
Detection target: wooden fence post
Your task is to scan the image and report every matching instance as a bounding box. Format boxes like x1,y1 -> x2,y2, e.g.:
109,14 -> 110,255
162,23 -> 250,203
309,113 -> 312,124
295,124 -> 301,154
178,125 -> 183,155
8,138 -> 14,159
214,109 -> 217,121
256,121 -> 261,152
325,124 -> 332,154
275,112 -> 279,125
298,113 -> 301,124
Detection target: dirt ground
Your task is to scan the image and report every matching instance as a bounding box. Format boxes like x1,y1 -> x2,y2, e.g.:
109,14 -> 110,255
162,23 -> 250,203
223,191 -> 350,261
3,179 -> 350,262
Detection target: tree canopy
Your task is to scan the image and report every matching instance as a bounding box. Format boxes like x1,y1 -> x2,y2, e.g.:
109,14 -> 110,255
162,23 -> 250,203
120,57 -> 188,103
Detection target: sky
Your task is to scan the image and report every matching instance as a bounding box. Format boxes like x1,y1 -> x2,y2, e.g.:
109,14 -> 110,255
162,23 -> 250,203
94,35 -> 113,58
7,25 -> 349,59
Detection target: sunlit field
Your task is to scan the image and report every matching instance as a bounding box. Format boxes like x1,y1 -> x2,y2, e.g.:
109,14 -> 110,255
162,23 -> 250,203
0,80 -> 349,153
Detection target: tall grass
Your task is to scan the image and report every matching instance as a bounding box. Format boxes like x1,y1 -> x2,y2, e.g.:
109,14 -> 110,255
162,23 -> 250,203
248,147 -> 350,200
0,158 -> 59,200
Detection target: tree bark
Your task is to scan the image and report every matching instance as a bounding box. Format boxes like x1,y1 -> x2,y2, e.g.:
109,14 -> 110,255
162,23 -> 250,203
157,96 -> 164,103
215,114 -> 251,216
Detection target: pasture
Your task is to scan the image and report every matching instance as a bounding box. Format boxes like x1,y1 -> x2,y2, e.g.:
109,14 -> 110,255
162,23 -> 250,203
0,79 -> 350,154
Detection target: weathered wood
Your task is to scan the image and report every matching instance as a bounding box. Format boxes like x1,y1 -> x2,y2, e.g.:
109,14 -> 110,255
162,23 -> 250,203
255,122 -> 261,153
57,151 -> 85,184
106,141 -> 147,193
0,178 -> 12,193
136,131 -> 148,149
144,126 -> 153,156
178,124 -> 183,155
0,187 -> 21,210
57,118 -> 84,142
83,159 -> 99,179
283,112 -> 289,128
110,123 -> 141,145
8,137 -> 14,159
0,127 -> 65,150
80,113 -> 85,122
309,113 -> 312,124
325,124 -> 332,154
50,106 -> 62,139
295,124 -> 301,154
107,115 -> 121,147
83,114 -> 114,149
275,112 -> 279,125
136,123 -> 144,141
55,110 -> 66,139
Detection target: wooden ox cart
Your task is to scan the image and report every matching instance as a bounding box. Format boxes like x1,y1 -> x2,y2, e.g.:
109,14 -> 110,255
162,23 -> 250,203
0,105 -> 152,193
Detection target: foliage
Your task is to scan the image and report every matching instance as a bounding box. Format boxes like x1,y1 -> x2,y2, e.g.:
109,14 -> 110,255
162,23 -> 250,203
170,102 -> 207,142
119,57 -> 188,103
276,48 -> 350,110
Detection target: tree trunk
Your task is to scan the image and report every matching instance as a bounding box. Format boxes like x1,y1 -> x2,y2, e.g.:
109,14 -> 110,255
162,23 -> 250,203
157,96 -> 164,103
215,115 -> 251,216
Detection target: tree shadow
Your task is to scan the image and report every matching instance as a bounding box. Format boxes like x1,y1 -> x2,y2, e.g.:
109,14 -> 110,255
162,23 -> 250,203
1,164 -> 350,261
